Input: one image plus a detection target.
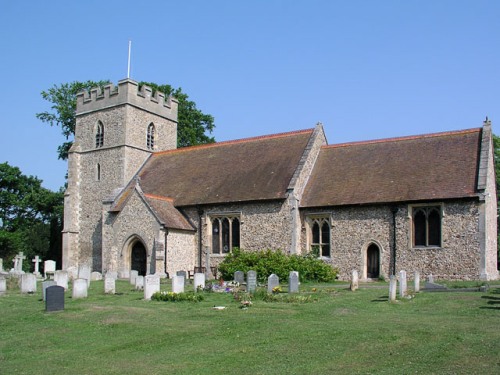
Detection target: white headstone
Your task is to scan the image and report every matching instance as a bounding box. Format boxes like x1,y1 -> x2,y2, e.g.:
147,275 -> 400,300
72,278 -> 88,299
414,271 -> 420,293
130,270 -> 139,285
172,275 -> 185,294
144,274 -> 160,300
289,271 -> 299,293
135,276 -> 144,290
194,273 -> 205,292
389,275 -> 397,302
54,270 -> 69,290
267,274 -> 279,293
66,266 -> 78,281
78,265 -> 91,286
399,270 -> 407,297
0,276 -> 6,294
106,271 -> 118,280
350,270 -> 359,292
104,275 -> 115,294
20,273 -> 37,293
42,280 -> 57,301
32,255 -> 42,276
247,270 -> 257,293
118,268 -> 130,279
44,260 -> 56,279
91,272 -> 102,281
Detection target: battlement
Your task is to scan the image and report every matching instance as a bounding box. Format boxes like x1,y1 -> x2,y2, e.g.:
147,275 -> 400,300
76,79 -> 178,122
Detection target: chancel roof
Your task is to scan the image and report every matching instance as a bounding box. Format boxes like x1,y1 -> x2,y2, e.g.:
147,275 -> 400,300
301,128 -> 482,208
138,129 -> 314,206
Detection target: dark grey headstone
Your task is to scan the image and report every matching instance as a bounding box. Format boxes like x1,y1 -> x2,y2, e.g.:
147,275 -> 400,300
46,285 -> 64,312
234,271 -> 245,284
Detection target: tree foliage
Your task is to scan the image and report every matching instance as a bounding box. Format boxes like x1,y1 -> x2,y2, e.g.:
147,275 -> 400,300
37,80 -> 215,160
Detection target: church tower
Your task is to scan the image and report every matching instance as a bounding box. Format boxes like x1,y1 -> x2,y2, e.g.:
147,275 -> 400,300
62,79 -> 178,272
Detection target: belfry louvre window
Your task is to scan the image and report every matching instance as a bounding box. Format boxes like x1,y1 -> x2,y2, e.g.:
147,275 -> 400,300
95,121 -> 104,148
211,216 -> 240,254
147,123 -> 155,150
310,217 -> 331,257
412,206 -> 441,247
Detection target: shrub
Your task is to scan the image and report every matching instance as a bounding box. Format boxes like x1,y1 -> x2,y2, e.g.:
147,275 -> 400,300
151,291 -> 204,302
218,248 -> 338,282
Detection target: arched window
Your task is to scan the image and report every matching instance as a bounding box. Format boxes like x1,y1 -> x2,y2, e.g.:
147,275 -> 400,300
95,121 -> 104,148
211,215 -> 241,254
310,217 -> 331,257
412,206 -> 441,247
147,123 -> 155,150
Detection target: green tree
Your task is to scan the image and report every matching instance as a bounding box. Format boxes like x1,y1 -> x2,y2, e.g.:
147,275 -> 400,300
37,80 -> 215,160
0,162 -> 63,270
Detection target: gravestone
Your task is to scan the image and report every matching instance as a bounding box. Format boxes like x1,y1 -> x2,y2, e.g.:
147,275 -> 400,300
389,275 -> 397,302
118,268 -> 130,279
427,274 -> 434,283
44,260 -> 56,279
144,274 -> 160,300
104,275 -> 116,294
46,285 -> 65,312
15,252 -> 26,272
176,271 -> 187,280
106,271 -> 118,280
172,275 -> 185,294
91,272 -> 102,281
289,271 -> 299,293
399,270 -> 407,297
135,276 -> 144,290
414,271 -> 420,293
66,266 -> 78,281
0,276 -> 6,295
194,273 -> 205,292
20,273 -> 37,293
32,255 -> 42,277
54,270 -> 69,290
42,280 -> 56,301
247,270 -> 257,293
130,270 -> 139,285
267,274 -> 279,293
234,271 -> 245,284
350,270 -> 359,291
0,258 -> 3,272
72,278 -> 88,299
78,265 -> 91,286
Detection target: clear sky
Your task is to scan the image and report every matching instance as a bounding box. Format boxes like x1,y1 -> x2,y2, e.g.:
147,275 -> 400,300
1,1 -> 499,191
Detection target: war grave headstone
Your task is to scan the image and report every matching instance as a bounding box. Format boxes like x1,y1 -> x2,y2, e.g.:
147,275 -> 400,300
20,273 -> 37,293
247,270 -> 257,293
172,275 -> 185,293
104,275 -> 116,294
194,273 -> 205,292
42,280 -> 56,301
267,274 -> 279,293
78,265 -> 91,286
135,276 -> 144,290
289,271 -> 299,293
32,255 -> 42,277
144,274 -> 160,300
54,270 -> 69,290
44,260 -> 56,279
350,270 -> 359,291
234,271 -> 245,284
46,285 -> 65,312
72,278 -> 88,299
129,270 -> 139,285
399,270 -> 407,297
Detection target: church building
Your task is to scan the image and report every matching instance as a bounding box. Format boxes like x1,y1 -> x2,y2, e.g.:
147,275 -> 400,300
62,79 -> 499,281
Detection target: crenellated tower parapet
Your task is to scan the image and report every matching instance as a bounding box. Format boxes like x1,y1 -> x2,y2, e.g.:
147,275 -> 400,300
76,78 -> 178,122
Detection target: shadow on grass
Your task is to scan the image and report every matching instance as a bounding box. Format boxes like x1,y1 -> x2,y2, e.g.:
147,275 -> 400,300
479,290 -> 500,309
371,296 -> 389,302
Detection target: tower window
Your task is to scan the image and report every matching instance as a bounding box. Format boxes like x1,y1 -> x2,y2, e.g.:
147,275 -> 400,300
95,121 -> 104,148
147,123 -> 155,150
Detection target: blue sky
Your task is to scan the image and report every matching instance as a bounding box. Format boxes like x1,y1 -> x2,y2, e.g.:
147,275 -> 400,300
1,1 -> 499,191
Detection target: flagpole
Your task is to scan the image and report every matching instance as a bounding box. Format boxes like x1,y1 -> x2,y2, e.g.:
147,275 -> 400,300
127,40 -> 132,79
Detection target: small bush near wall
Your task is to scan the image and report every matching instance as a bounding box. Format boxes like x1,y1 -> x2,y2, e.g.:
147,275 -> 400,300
219,249 -> 338,283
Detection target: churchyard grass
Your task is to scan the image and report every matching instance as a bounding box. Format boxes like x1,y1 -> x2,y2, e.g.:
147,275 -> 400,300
0,279 -> 499,374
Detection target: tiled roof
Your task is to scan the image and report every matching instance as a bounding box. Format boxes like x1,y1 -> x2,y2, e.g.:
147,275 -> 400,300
144,195 -> 195,231
301,128 -> 482,207
139,129 -> 314,206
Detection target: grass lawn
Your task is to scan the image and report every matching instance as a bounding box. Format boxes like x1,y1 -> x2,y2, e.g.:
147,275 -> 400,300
0,279 -> 499,375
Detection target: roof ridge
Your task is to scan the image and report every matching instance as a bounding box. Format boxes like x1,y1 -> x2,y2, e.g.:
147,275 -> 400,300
324,127 -> 481,149
154,128 -> 315,156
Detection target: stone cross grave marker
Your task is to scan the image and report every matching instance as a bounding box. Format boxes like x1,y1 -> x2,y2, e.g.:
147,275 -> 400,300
194,273 -> 205,292
32,255 -> 42,276
104,275 -> 116,294
172,275 -> 185,293
0,276 -> 6,294
399,270 -> 407,297
42,280 -> 56,301
72,278 -> 88,299
46,285 -> 65,312
267,274 -> 279,294
247,270 -> 257,293
44,260 -> 56,279
15,252 -> 26,273
414,271 -> 420,293
21,273 -> 37,293
289,271 -> 299,293
350,270 -> 359,291
129,270 -> 139,285
54,270 -> 69,290
234,271 -> 245,284
389,275 -> 397,302
135,276 -> 144,290
144,274 -> 160,300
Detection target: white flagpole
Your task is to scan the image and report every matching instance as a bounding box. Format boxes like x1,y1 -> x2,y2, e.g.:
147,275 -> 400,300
127,40 -> 132,79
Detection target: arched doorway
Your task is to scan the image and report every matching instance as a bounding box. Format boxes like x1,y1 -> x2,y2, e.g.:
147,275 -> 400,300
366,244 -> 380,279
131,242 -> 147,276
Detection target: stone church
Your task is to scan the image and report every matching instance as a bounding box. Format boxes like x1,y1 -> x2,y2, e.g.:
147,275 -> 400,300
62,78 -> 499,281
